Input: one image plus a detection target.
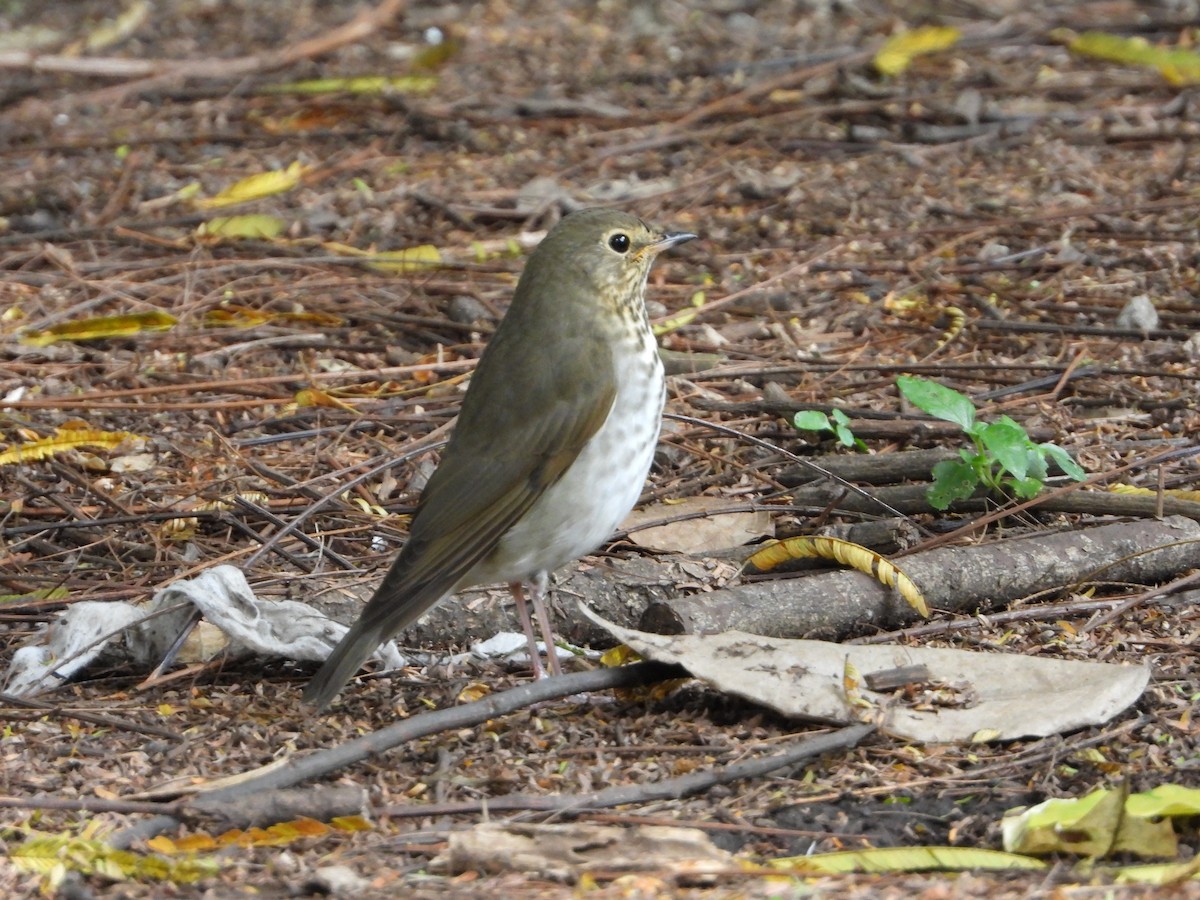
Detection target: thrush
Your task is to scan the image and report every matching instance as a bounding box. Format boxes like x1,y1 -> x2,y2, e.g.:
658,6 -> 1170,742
304,208 -> 696,708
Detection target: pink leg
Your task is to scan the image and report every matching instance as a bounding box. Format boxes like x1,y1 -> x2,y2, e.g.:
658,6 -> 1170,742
528,571 -> 563,677
509,581 -> 546,679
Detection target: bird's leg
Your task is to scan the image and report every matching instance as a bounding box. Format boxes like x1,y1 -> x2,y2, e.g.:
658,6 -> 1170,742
508,574 -> 562,678
528,571 -> 563,677
509,581 -> 546,678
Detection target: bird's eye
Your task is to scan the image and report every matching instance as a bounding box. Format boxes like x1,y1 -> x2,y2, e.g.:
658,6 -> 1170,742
607,233 -> 631,253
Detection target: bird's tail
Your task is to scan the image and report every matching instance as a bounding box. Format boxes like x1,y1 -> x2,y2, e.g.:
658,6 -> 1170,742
303,619 -> 388,710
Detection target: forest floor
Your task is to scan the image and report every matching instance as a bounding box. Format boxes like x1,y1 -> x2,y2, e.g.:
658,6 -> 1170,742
1,0 -> 1198,896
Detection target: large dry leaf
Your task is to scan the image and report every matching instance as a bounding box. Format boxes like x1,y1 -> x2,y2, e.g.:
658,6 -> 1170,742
583,608 -> 1149,743
623,497 -> 772,553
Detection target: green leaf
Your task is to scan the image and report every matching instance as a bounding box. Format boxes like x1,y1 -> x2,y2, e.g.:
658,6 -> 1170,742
825,409 -> 861,448
794,411 -> 833,432
928,459 -> 979,510
1041,443 -> 1087,480
980,420 -> 1034,480
1007,476 -> 1044,500
897,376 -> 976,430
1025,449 -> 1048,482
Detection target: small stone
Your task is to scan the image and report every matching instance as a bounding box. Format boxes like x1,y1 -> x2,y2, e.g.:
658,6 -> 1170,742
1115,294 -> 1158,333
309,865 -> 370,895
446,295 -> 493,325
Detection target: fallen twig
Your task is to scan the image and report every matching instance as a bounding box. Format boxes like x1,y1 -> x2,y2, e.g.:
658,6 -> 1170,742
107,661 -> 688,848
378,723 -> 873,819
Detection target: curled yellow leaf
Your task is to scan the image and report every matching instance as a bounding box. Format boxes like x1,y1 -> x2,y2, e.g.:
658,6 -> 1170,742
20,310 -> 177,346
746,536 -> 929,616
0,428 -> 142,466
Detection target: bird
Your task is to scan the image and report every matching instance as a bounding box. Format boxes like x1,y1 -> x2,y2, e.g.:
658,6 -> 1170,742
304,208 -> 696,708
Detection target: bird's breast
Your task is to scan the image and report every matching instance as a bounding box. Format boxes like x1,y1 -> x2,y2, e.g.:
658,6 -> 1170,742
469,325 -> 665,585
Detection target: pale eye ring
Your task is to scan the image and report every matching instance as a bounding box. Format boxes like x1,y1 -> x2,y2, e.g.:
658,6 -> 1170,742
607,233 -> 631,253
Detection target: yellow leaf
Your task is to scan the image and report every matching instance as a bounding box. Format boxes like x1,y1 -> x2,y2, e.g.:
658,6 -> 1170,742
1109,484 -> 1200,502
1002,784 -> 1181,860
323,240 -> 444,273
601,643 -> 688,702
365,245 -> 443,273
1069,31 -> 1200,85
218,819 -> 330,848
171,834 -> 220,853
145,836 -> 177,855
1115,857 -> 1200,885
345,495 -> 388,517
279,310 -> 345,327
289,817 -> 331,838
0,428 -> 141,466
331,816 -> 372,832
204,306 -> 273,328
12,832 -> 219,886
294,388 -> 358,411
75,0 -> 150,53
197,214 -> 287,241
195,161 -> 306,209
457,682 -> 491,703
204,306 -> 345,329
0,587 -> 69,604
745,536 -> 929,616
600,644 -> 641,667
262,75 -> 438,95
874,26 -> 961,76
842,658 -> 873,709
1127,784 -> 1200,819
769,845 -> 1045,874
20,310 -> 177,346
653,306 -> 702,335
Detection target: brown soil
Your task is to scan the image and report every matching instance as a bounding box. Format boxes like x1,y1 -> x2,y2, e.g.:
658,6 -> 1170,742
1,1 -> 1198,896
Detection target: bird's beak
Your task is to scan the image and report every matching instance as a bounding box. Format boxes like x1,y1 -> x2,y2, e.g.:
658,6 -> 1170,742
656,230 -> 698,251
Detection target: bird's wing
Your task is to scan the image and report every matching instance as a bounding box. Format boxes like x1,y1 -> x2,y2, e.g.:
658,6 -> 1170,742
349,319 -> 617,637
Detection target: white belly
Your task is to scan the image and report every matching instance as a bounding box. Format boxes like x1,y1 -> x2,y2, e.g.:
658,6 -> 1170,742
469,337 -> 664,585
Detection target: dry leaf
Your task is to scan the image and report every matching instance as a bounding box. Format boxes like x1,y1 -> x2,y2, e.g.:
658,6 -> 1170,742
20,310 -> 177,346
583,608 -> 1150,743
623,497 -> 772,553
